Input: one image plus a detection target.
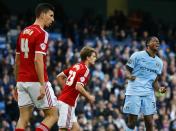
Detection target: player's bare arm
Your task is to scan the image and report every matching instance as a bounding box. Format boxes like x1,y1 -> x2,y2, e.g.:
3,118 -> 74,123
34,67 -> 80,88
14,53 -> 20,101
153,76 -> 166,93
14,54 -> 20,80
56,72 -> 67,89
34,53 -> 45,100
75,83 -> 95,104
125,65 -> 136,81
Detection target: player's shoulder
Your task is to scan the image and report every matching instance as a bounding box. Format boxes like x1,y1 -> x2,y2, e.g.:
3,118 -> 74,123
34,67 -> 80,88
131,51 -> 144,58
73,62 -> 89,74
137,50 -> 146,55
24,25 -> 46,35
72,63 -> 86,70
71,63 -> 81,71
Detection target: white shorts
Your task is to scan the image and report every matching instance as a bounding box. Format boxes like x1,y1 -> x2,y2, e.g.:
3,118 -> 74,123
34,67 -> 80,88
57,100 -> 77,129
16,82 -> 57,109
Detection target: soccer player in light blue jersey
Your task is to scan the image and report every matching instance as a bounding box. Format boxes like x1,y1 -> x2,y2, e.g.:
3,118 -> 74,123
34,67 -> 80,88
123,36 -> 166,131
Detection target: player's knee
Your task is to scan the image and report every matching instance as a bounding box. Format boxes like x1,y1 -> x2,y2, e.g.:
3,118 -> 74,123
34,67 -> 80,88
127,120 -> 136,129
46,109 -> 58,121
127,123 -> 135,129
54,114 -> 59,122
72,123 -> 80,131
145,120 -> 153,128
49,113 -> 58,122
18,117 -> 29,127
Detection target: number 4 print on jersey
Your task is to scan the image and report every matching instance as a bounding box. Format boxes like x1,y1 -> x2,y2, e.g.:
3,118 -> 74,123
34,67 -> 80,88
21,38 -> 29,58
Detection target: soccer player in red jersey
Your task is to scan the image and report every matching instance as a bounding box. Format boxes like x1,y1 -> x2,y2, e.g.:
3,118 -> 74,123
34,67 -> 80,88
14,3 -> 58,131
56,46 -> 97,131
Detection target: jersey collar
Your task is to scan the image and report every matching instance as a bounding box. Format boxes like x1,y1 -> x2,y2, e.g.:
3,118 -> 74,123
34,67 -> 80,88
146,50 -> 155,58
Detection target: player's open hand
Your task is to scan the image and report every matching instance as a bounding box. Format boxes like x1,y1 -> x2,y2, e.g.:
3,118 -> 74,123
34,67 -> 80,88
159,87 -> 167,93
37,85 -> 46,100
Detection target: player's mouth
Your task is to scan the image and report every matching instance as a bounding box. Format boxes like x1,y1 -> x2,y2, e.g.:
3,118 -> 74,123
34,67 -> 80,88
155,45 -> 159,49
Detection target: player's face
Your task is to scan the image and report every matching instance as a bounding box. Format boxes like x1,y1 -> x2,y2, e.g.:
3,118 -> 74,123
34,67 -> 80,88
43,10 -> 54,28
148,37 -> 160,52
88,52 -> 97,65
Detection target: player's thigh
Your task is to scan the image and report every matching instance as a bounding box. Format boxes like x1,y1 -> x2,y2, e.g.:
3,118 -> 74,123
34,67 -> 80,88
16,82 -> 34,107
43,106 -> 58,117
19,105 -> 33,121
27,82 -> 57,109
123,95 -> 142,115
57,101 -> 76,129
141,94 -> 156,115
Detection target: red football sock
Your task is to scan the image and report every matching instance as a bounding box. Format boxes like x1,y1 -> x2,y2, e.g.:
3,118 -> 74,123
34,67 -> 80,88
15,129 -> 25,131
35,122 -> 49,131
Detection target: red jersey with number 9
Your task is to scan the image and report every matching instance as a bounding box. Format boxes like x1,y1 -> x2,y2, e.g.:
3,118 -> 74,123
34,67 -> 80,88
16,24 -> 49,82
58,62 -> 90,106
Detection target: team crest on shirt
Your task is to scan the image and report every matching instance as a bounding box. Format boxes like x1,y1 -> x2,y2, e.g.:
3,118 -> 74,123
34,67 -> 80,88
80,77 -> 85,82
40,43 -> 46,50
156,62 -> 160,67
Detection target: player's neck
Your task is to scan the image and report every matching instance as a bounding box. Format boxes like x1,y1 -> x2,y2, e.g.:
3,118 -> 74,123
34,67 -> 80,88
146,49 -> 156,58
33,19 -> 45,29
83,61 -> 89,67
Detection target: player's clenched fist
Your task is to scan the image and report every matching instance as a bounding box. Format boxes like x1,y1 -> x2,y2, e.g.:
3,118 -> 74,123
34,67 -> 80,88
159,87 -> 167,94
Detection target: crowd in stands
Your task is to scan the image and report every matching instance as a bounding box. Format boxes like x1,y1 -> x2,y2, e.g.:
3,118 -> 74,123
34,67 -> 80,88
0,9 -> 176,131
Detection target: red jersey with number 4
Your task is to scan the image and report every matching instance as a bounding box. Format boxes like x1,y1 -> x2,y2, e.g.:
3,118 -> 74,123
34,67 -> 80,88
58,62 -> 90,106
16,24 -> 49,82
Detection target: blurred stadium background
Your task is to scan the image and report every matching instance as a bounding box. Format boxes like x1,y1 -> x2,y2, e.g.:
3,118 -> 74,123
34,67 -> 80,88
0,0 -> 176,130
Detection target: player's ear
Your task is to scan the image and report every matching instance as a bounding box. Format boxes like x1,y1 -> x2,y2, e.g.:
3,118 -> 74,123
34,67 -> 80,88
86,56 -> 89,61
40,12 -> 45,19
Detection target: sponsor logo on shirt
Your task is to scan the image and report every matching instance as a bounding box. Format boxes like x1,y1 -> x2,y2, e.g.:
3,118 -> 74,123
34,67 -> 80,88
140,66 -> 157,73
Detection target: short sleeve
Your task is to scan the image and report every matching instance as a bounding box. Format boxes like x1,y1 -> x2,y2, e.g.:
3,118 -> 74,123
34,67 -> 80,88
63,67 -> 71,77
76,68 -> 89,87
126,52 -> 138,69
35,32 -> 48,55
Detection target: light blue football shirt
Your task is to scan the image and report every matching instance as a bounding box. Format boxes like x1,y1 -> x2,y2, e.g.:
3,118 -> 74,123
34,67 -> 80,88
125,51 -> 163,96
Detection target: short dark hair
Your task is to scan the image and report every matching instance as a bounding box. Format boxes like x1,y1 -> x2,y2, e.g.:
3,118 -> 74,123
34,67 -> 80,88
80,46 -> 97,61
35,3 -> 54,18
